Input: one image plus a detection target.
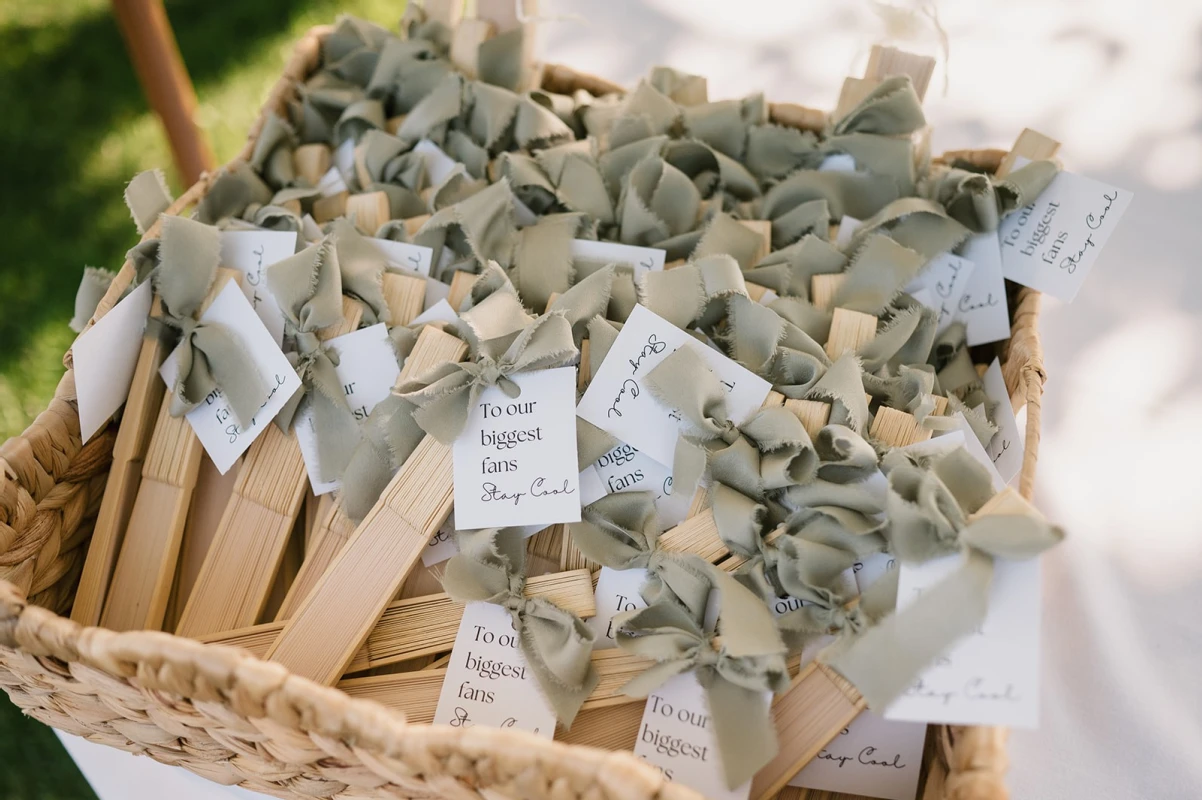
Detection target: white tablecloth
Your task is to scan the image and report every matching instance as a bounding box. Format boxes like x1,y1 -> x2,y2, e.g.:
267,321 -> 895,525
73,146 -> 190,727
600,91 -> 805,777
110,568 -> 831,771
65,2 -> 1202,798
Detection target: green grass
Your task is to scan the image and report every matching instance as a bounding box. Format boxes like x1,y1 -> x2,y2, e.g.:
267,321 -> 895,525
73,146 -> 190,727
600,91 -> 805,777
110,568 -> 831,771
0,1 -> 401,795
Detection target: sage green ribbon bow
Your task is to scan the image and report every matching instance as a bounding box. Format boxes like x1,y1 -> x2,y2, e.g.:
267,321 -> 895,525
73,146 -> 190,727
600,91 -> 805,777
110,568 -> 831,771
266,237 -> 361,484
644,346 -> 817,553
641,253 -> 747,332
571,492 -> 713,621
738,530 -> 891,654
726,293 -> 830,398
124,169 -> 173,235
615,569 -> 791,789
827,447 -> 1064,710
414,179 -> 519,281
398,311 -> 577,444
744,234 -> 847,300
147,216 -> 268,427
329,218 -> 391,326
355,128 -> 432,219
70,267 -> 117,333
442,527 -> 600,726
617,154 -> 701,247
535,139 -> 615,227
924,158 -> 1060,233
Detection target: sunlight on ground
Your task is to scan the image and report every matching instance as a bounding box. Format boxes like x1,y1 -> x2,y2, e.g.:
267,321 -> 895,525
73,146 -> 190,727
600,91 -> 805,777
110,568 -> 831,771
0,0 -> 402,441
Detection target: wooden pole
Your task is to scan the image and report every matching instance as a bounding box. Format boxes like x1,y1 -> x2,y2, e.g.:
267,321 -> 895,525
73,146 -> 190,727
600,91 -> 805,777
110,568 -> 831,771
111,0 -> 214,185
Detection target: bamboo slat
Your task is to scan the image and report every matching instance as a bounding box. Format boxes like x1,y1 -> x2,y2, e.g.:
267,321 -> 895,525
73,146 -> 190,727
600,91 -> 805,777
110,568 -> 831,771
824,308 -> 877,359
346,191 -> 390,235
263,327 -> 467,684
811,274 -> 844,311
276,494 -> 352,620
750,664 -> 868,800
164,454 -> 240,632
99,270 -> 239,632
70,304 -> 169,626
381,272 -> 426,326
200,569 -> 595,673
293,144 -> 330,185
557,701 -> 644,750
275,324 -> 467,621
869,406 -> 932,447
337,646 -> 653,720
834,45 -> 934,120
997,129 -> 1061,178
174,299 -> 361,638
446,270 -> 476,310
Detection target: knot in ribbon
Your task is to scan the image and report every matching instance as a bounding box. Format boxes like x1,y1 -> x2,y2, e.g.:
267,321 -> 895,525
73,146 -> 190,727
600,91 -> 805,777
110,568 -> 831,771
615,568 -> 790,789
442,527 -> 599,726
399,310 -> 577,444
147,216 -> 268,428
571,492 -> 713,621
644,346 -> 817,554
827,447 -> 1064,709
726,293 -> 830,399
267,237 -> 361,484
738,529 -> 885,654
924,158 -> 1060,233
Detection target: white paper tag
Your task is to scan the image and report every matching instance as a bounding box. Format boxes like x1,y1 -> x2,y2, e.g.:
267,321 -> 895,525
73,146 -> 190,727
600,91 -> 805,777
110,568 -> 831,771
576,304 -> 772,469
999,161 -> 1132,302
414,138 -> 459,187
952,233 -> 1011,346
756,287 -> 779,305
591,443 -> 691,528
788,712 -> 926,800
73,281 -> 154,443
369,237 -> 434,277
835,215 -> 862,247
333,138 -> 355,182
588,566 -> 649,649
885,553 -> 1042,728
905,252 -> 976,333
159,283 -> 302,474
634,672 -> 760,800
853,552 -> 897,596
453,367 -> 581,530
819,153 -> 858,173
219,230 -> 296,346
422,510 -> 460,567
294,324 -> 400,494
410,298 -> 459,327
316,167 -> 349,198
981,359 -> 1024,484
569,239 -> 666,277
578,466 -> 607,506
433,602 -> 557,737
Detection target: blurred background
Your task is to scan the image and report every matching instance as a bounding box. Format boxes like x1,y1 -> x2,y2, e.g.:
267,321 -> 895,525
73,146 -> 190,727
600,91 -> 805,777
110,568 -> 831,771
1,0 -> 1199,798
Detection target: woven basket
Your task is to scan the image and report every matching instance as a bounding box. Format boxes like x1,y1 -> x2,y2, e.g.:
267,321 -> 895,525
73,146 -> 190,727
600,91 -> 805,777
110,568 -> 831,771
0,24 -> 1046,800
